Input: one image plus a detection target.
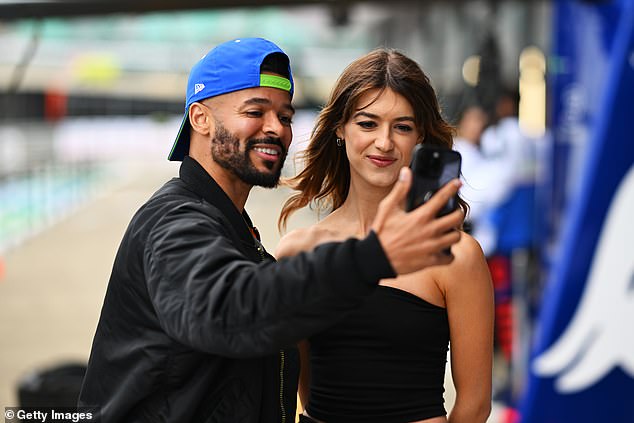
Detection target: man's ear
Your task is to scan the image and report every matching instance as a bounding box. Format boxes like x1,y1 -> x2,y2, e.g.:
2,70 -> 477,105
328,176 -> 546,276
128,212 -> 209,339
189,102 -> 212,136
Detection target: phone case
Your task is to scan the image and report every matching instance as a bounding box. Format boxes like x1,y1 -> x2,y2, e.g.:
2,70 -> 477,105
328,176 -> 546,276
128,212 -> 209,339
406,144 -> 462,215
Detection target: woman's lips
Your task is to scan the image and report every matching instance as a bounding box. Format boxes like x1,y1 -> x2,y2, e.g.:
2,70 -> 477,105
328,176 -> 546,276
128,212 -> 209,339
367,155 -> 397,167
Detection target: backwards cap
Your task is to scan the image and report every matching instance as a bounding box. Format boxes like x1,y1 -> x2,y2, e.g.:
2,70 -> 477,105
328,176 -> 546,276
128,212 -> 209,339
168,38 -> 294,161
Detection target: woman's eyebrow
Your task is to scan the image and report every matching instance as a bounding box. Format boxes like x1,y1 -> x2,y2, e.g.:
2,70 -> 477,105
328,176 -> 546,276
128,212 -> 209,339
352,111 -> 379,119
353,111 -> 415,122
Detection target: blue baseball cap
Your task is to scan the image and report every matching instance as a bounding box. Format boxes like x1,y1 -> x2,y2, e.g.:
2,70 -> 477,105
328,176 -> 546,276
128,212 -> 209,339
168,38 -> 294,161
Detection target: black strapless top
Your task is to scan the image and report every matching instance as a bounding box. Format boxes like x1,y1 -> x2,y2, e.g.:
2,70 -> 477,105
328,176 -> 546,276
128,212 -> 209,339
306,285 -> 449,423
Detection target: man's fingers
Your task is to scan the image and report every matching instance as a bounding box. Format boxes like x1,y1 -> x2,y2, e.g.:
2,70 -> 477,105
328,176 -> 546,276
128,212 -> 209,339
433,228 -> 462,250
431,207 -> 465,233
415,178 -> 462,217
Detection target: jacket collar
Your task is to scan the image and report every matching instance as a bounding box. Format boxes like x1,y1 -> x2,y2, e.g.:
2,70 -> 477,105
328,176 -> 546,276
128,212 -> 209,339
179,156 -> 259,244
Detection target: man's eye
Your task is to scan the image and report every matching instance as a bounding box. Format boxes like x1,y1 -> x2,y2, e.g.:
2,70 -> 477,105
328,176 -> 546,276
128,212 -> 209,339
246,110 -> 263,117
357,121 -> 376,129
279,115 -> 293,126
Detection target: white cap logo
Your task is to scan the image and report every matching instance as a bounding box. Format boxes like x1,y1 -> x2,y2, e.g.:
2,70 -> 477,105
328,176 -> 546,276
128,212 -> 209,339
194,83 -> 205,95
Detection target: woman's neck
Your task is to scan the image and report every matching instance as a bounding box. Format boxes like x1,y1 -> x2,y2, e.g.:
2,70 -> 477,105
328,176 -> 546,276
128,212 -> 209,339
334,178 -> 392,238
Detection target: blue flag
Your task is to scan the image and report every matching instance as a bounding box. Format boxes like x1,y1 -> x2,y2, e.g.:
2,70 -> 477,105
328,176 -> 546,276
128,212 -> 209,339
520,0 -> 634,421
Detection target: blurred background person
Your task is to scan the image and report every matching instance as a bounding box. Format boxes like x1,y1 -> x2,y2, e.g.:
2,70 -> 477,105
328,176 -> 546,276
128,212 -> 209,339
480,88 -> 539,258
478,88 -> 541,414
453,104 -> 501,256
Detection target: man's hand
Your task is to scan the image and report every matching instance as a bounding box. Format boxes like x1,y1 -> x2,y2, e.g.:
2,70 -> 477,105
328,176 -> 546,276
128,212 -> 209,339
372,167 -> 464,275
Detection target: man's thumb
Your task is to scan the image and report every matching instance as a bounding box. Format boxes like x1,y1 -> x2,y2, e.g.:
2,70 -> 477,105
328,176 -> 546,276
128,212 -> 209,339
372,167 -> 412,234
385,167 -> 412,208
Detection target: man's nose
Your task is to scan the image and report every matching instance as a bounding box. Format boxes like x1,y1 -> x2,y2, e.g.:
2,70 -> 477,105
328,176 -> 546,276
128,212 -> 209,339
263,112 -> 284,137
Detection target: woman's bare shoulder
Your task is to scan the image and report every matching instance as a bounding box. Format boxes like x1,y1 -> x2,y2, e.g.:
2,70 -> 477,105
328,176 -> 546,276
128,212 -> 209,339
434,231 -> 490,287
275,224 -> 340,259
453,231 -> 486,261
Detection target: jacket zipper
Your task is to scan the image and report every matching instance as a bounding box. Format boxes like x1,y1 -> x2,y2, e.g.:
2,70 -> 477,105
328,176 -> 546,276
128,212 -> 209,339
253,236 -> 286,422
279,349 -> 286,423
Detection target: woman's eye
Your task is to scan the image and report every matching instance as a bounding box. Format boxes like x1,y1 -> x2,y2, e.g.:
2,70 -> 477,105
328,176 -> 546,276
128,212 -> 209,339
357,121 -> 376,129
395,124 -> 413,132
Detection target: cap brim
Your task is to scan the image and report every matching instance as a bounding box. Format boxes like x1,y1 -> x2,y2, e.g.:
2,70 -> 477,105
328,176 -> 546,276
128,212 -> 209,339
168,112 -> 191,161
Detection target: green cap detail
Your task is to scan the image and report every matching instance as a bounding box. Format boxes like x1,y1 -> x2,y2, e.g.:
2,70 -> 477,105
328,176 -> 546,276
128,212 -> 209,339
260,74 -> 291,92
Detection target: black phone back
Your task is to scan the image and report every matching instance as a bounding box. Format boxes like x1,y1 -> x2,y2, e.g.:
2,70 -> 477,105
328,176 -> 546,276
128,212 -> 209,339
407,144 -> 462,215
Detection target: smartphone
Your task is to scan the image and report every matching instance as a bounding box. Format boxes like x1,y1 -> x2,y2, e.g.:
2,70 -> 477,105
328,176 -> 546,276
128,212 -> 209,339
406,144 -> 462,215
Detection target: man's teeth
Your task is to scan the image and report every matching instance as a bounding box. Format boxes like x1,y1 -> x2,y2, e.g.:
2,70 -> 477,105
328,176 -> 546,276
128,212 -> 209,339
253,147 -> 279,155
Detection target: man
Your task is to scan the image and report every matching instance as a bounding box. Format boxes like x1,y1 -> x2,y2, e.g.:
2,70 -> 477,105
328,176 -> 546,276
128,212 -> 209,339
79,38 -> 463,422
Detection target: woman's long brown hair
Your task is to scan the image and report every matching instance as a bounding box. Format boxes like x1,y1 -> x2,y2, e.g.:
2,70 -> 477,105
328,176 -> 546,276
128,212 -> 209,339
278,48 -> 467,231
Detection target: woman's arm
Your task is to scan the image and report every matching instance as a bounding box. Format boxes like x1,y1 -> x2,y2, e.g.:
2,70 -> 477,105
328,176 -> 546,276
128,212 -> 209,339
441,234 -> 494,423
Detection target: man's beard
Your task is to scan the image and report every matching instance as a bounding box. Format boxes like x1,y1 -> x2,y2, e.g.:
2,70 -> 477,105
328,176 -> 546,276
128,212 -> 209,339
211,122 -> 287,188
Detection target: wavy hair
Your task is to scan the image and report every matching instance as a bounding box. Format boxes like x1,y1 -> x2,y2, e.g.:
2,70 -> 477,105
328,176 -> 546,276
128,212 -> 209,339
279,48 -> 466,231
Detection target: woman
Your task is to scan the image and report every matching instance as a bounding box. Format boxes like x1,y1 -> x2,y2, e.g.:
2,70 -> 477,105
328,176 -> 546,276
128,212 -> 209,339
276,48 -> 493,423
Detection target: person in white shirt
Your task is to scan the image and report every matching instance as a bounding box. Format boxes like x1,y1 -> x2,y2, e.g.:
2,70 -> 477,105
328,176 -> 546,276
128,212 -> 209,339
453,105 -> 511,255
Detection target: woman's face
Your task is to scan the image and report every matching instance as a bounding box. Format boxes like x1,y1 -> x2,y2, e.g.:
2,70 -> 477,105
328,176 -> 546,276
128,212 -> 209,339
338,88 -> 421,190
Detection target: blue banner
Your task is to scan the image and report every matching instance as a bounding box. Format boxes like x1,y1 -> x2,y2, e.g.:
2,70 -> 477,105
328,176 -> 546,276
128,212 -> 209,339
520,0 -> 634,421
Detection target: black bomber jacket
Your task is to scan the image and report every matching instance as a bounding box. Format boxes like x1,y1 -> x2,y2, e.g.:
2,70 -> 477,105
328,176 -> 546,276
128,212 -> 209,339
79,156 -> 395,422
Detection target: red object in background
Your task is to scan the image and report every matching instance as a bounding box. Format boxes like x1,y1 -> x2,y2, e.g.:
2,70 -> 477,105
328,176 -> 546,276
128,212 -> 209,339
488,255 -> 513,361
44,89 -> 67,121
502,406 -> 520,423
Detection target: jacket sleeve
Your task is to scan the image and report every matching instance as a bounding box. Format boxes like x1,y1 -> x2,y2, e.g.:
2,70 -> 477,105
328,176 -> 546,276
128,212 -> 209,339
144,202 -> 395,358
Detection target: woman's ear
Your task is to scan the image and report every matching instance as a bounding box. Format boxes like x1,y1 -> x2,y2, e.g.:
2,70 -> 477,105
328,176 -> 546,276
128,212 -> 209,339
189,102 -> 212,136
335,127 -> 344,140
